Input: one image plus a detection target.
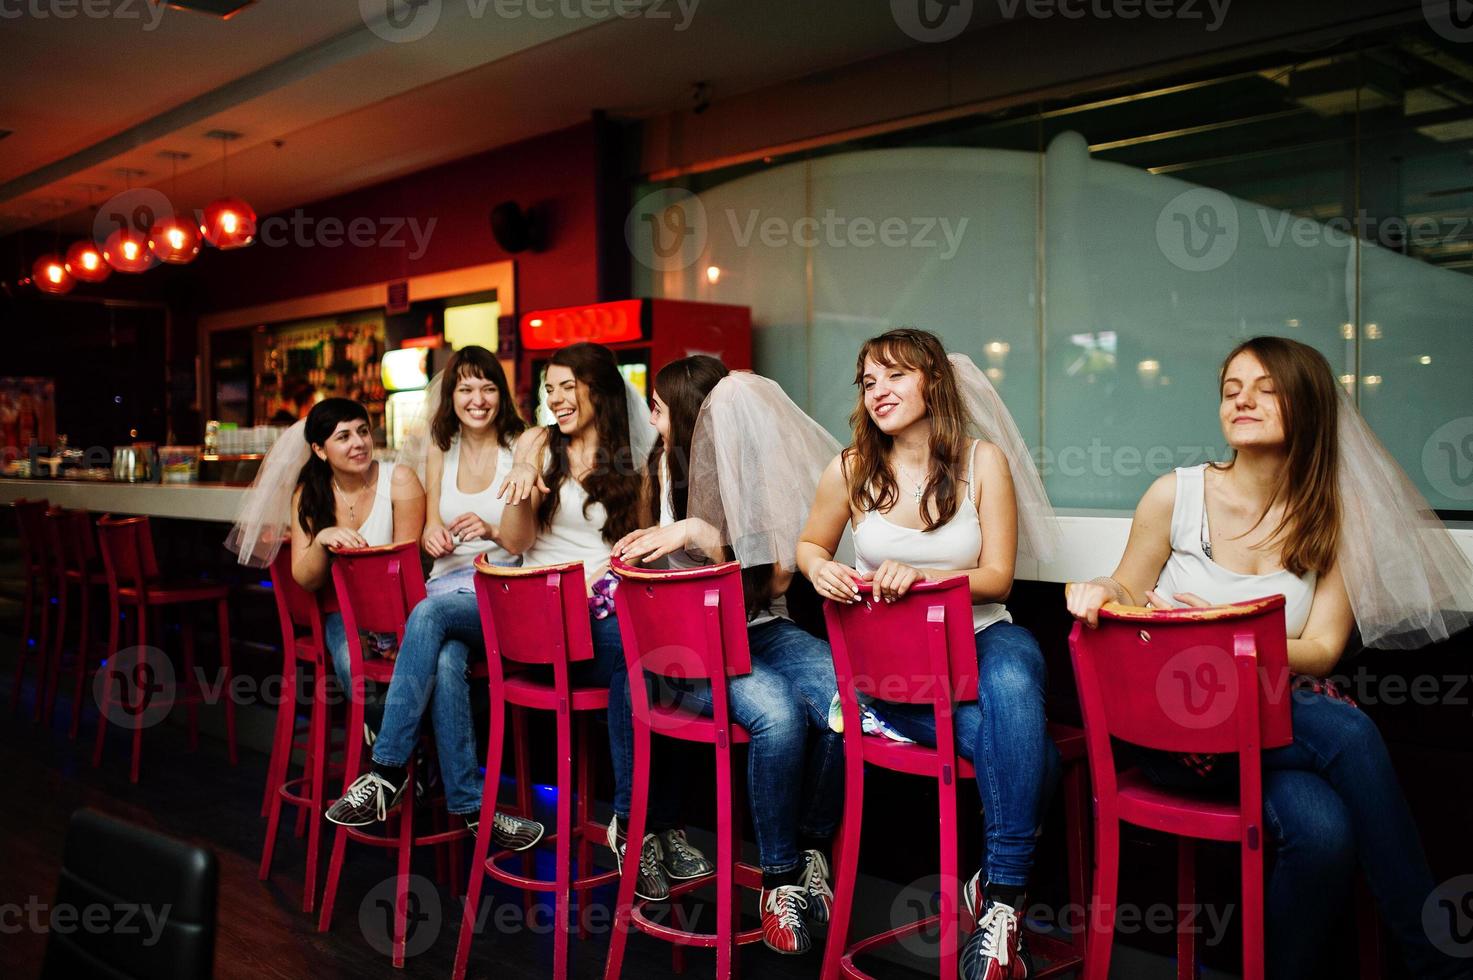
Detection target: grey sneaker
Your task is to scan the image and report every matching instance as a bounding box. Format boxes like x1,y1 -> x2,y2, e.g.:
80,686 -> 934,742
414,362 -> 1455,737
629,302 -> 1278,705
324,772 -> 404,827
657,828 -> 714,881
607,817 -> 670,902
798,849 -> 833,924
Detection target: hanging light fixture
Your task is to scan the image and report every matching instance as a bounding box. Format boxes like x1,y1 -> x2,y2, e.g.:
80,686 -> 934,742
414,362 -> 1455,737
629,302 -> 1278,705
102,169 -> 158,274
65,184 -> 111,283
149,150 -> 201,264
201,130 -> 255,249
32,253 -> 75,295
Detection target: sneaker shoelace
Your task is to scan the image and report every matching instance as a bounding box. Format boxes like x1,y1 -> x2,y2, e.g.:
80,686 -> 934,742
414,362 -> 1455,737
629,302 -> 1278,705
638,834 -> 664,881
973,902 -> 1018,968
342,773 -> 396,822
491,812 -> 523,837
799,851 -> 833,903
764,885 -> 809,931
663,830 -> 704,866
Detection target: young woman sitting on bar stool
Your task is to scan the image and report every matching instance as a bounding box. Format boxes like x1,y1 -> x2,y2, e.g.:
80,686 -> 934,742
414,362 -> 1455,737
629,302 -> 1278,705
496,341 -> 715,903
1065,336 -> 1473,980
322,348 -> 544,850
798,328 -> 1063,980
612,357 -> 845,955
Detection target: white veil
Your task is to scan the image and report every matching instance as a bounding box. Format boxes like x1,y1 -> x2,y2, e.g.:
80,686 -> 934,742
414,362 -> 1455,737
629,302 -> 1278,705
224,419 -> 309,567
948,353 -> 1061,562
1334,387 -> 1473,649
686,372 -> 841,570
394,368 -> 445,486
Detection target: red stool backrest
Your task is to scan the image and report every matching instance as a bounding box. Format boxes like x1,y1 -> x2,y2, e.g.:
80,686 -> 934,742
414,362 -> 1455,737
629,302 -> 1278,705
610,557 -> 752,682
473,556 -> 594,667
42,507 -> 71,580
1068,594 -> 1294,808
95,515 -> 160,591
328,541 -> 425,651
63,508 -> 98,569
823,576 -> 978,707
13,498 -> 51,573
269,547 -> 327,658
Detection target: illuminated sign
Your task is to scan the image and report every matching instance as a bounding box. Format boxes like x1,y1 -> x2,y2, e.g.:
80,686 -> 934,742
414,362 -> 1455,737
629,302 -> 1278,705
520,299 -> 645,349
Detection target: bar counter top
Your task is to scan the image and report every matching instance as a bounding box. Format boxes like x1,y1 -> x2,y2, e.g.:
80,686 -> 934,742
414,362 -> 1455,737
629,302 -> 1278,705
0,477 -> 247,524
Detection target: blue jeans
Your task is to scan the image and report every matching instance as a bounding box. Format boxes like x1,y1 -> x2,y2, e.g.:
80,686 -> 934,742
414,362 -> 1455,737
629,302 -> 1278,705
326,593 -> 484,816
667,618 -> 844,874
1141,692 -> 1468,980
871,620 -> 1060,889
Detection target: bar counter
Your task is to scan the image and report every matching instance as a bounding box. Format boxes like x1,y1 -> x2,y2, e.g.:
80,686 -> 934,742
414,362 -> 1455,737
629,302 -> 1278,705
0,477 -> 247,524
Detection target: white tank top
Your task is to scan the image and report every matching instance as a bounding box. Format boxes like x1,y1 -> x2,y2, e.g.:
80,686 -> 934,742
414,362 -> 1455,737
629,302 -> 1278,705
1154,464 -> 1316,638
658,456 -> 789,626
429,435 -> 516,582
853,441 -> 1010,633
353,461 -> 398,547
523,475 -> 611,584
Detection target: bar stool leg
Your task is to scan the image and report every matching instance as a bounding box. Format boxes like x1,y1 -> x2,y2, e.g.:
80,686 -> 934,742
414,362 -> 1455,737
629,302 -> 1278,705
317,680 -> 366,933
603,711 -> 653,980
714,738 -> 736,980
554,696 -> 574,978
304,664 -> 329,915
258,654 -> 297,883
575,713 -> 593,942
32,579 -> 53,723
129,603 -> 149,785
1177,837 -> 1198,980
14,570 -> 36,714
43,577 -> 68,726
452,684 -> 508,980
1084,815 -> 1121,980
91,595 -> 122,769
938,762 -> 961,980
821,727 -> 865,980
182,618 -> 199,752
69,577 -> 94,740
513,706 -> 534,918
218,598 -> 238,766
392,768 -> 416,969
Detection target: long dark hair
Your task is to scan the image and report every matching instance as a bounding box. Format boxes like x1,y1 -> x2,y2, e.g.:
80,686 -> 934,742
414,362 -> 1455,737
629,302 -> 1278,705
650,355 -> 729,524
536,343 -> 643,543
848,328 -> 970,530
296,397 -> 371,540
431,345 -> 525,451
1215,336 -> 1340,576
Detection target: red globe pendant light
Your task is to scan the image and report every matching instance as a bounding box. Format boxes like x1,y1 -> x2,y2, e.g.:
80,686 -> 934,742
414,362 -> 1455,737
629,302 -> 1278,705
103,227 -> 157,273
201,196 -> 256,249
202,131 -> 255,249
149,213 -> 201,264
64,240 -> 112,283
32,253 -> 75,295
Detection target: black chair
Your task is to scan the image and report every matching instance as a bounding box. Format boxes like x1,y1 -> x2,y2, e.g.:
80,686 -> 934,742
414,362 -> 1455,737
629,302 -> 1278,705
42,809 -> 218,980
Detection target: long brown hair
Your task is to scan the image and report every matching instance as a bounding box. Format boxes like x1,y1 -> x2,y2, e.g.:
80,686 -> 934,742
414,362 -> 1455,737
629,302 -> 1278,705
1215,336 -> 1340,576
537,342 -> 642,543
649,354 -> 729,524
847,328 -> 970,530
431,345 -> 525,451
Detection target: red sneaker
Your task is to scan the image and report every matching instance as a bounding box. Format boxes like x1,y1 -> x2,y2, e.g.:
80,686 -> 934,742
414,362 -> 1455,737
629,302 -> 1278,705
760,884 -> 813,955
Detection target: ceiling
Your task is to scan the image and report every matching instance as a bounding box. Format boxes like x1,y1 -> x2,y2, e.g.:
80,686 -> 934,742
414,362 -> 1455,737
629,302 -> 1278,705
0,0 -> 944,237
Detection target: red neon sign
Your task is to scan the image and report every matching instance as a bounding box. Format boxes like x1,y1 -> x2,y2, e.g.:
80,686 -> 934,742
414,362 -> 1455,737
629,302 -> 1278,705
519,300 -> 645,349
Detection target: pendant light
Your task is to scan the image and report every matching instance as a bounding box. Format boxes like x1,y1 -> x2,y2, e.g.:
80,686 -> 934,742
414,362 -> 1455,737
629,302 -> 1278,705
102,169 -> 157,274
149,150 -> 201,264
201,130 -> 255,249
33,199 -> 75,294
65,185 -> 111,283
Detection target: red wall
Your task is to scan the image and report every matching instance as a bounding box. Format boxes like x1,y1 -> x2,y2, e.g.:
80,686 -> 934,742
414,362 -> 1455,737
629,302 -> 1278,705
192,121 -> 602,315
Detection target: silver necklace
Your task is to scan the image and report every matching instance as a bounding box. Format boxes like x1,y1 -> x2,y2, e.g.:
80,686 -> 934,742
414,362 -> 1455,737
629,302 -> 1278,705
333,475 -> 372,523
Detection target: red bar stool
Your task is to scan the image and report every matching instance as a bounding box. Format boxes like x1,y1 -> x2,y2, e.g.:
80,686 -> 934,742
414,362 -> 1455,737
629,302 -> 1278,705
452,557 -> 620,980
258,547 -> 340,914
315,541 -> 475,968
91,514 -> 239,783
10,497 -> 54,720
1068,595 -> 1293,980
822,578 -> 1090,980
42,507 -> 108,736
603,557 -> 766,980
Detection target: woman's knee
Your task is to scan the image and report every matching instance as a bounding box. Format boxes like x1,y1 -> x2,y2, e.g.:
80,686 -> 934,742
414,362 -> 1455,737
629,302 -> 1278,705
977,630 -> 1046,701
1267,774 -> 1355,870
